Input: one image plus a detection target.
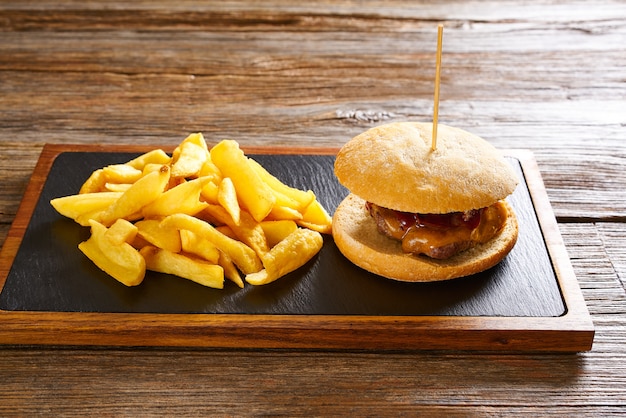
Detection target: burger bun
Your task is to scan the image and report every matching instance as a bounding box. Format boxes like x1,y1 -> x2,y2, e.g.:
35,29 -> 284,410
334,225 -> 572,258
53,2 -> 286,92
331,193 -> 519,282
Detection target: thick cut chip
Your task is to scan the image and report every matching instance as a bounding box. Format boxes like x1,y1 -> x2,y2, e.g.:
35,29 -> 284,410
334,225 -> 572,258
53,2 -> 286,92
245,228 -> 323,285
216,225 -> 236,239
79,169 -> 107,194
297,199 -> 333,234
180,229 -> 220,264
203,204 -> 269,258
142,177 -> 211,218
200,181 -> 219,204
217,252 -> 244,288
50,133 -> 331,290
104,183 -> 132,193
126,149 -> 171,170
210,140 -> 275,222
105,218 -> 139,245
102,164 -> 143,184
75,209 -> 109,227
98,165 -> 171,226
260,220 -> 298,248
217,177 -> 241,225
175,132 -> 209,155
171,133 -> 209,178
198,159 -> 222,180
143,163 -> 167,175
78,220 -> 145,286
140,246 -> 224,289
51,192 -> 122,223
266,204 -> 303,222
160,213 -> 262,275
248,158 -> 316,211
201,203 -> 231,225
135,219 -> 182,253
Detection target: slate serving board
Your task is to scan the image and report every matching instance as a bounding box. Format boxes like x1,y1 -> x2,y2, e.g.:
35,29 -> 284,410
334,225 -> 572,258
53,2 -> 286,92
0,145 -> 594,351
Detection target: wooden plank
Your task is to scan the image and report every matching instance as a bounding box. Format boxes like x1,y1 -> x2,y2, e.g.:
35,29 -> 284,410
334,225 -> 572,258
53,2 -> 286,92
595,223 -> 626,294
0,3 -> 624,224
557,222 -> 626,386
1,0 -> 625,29
0,348 -> 625,415
0,223 -> 621,414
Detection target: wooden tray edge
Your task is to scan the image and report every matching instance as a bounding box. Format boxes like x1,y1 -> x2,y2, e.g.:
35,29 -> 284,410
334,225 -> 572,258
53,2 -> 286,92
0,144 -> 595,352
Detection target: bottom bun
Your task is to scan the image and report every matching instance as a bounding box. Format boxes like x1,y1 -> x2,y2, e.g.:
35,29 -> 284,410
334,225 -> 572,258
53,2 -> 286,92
332,193 -> 519,282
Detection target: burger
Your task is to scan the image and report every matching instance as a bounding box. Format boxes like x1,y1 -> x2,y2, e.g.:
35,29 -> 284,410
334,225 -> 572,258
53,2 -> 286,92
332,122 -> 519,282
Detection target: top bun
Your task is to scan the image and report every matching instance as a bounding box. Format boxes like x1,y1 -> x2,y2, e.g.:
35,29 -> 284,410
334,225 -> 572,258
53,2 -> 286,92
334,122 -> 519,213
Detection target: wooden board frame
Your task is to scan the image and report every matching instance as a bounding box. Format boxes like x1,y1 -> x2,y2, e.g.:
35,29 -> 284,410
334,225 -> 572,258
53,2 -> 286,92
0,144 -> 594,352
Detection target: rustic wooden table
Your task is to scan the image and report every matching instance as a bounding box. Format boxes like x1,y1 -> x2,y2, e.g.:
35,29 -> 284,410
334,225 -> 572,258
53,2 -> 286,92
1,1 -> 625,415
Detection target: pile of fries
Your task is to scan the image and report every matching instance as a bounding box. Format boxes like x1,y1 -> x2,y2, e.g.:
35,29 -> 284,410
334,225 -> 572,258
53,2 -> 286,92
50,133 -> 331,289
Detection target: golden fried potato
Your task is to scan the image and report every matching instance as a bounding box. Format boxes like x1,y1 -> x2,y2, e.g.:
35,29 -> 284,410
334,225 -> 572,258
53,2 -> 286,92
126,149 -> 171,170
160,213 -> 262,275
103,183 -> 132,193
105,218 -> 139,245
176,132 -> 209,154
51,192 -> 122,224
140,246 -> 224,289
248,158 -> 315,212
79,169 -> 107,194
97,165 -> 170,226
217,252 -> 244,288
203,204 -> 269,258
102,164 -> 143,184
245,228 -> 323,285
260,220 -> 298,248
210,140 -> 275,222
297,199 -> 333,234
135,218 -> 182,253
217,177 -> 241,225
198,159 -> 222,180
171,133 -> 209,178
215,225 -> 236,239
266,204 -> 303,222
142,163 -> 168,175
79,219 -> 145,286
51,133 -> 333,290
142,177 -> 211,218
200,181 -> 219,204
180,229 -> 220,264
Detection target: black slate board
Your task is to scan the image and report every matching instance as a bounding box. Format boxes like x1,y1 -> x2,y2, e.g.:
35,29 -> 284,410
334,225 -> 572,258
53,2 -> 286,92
0,151 -> 565,317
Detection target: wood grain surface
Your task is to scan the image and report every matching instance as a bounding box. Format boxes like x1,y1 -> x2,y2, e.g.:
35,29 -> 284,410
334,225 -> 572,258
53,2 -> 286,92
0,0 -> 625,415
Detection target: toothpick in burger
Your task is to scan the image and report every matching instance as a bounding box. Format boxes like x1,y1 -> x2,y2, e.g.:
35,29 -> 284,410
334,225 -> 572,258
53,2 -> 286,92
332,122 -> 519,282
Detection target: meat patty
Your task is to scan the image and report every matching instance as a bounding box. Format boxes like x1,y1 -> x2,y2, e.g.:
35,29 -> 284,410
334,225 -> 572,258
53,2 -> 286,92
366,202 -> 507,259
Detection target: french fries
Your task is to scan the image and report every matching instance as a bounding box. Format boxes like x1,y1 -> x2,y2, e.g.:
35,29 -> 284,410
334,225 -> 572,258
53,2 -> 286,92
51,192 -> 122,226
50,134 -> 331,290
142,177 -> 211,218
217,177 -> 241,225
140,246 -> 224,289
171,133 -> 209,178
135,219 -> 182,253
210,140 -> 275,223
97,165 -> 171,226
245,228 -> 323,286
78,219 -> 145,286
260,220 -> 298,248
160,213 -> 263,276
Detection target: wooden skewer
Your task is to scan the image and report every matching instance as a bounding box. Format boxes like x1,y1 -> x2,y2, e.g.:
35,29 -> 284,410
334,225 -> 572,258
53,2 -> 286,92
431,24 -> 444,151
